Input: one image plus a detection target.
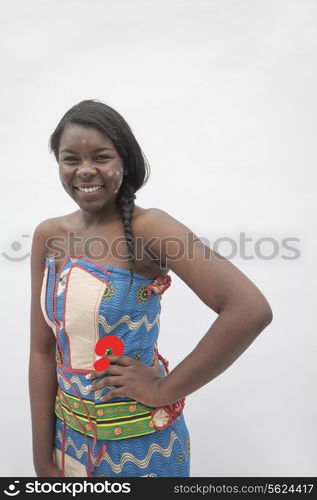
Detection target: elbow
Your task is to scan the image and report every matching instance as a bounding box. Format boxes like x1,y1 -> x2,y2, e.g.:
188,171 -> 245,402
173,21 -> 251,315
262,305 -> 273,327
255,300 -> 273,329
220,292 -> 273,329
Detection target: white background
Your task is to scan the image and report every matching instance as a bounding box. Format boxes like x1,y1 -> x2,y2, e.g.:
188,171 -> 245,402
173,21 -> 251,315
0,0 -> 316,477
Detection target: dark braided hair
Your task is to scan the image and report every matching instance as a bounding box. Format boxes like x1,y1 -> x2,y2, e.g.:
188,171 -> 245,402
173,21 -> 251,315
48,99 -> 150,293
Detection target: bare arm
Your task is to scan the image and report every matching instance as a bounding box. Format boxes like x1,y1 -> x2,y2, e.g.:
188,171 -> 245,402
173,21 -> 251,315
136,208 -> 273,404
28,219 -> 62,476
87,208 -> 273,408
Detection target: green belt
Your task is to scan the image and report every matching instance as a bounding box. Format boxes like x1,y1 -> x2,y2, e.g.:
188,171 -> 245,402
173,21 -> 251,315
55,387 -> 157,440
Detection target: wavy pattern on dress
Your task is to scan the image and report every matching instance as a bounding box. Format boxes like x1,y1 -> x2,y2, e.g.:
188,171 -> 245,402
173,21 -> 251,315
95,430 -> 179,473
56,429 -> 88,458
57,373 -> 116,399
98,313 -> 160,333
55,428 -> 179,473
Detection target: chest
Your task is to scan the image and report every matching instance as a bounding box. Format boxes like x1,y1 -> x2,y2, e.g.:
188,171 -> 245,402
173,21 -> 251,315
51,228 -> 162,279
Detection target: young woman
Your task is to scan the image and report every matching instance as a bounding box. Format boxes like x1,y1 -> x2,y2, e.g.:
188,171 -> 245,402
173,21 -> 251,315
28,99 -> 273,477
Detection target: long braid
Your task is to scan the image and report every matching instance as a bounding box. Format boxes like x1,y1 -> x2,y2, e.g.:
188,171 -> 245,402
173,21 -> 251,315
116,185 -> 137,294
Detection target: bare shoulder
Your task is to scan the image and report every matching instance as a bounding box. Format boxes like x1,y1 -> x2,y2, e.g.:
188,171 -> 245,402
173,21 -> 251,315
32,212 -> 74,239
133,207 -> 200,266
132,207 -> 194,274
133,207 -> 193,245
32,217 -> 58,245
33,216 -> 58,240
132,207 -> 173,227
31,214 -> 73,265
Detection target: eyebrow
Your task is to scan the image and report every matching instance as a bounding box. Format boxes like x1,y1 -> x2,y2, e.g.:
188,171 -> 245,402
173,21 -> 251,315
60,147 -> 113,154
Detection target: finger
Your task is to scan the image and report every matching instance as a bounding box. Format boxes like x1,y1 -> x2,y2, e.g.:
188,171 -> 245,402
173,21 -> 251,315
104,364 -> 125,376
100,388 -> 125,402
153,354 -> 160,368
86,367 -> 109,381
152,354 -> 162,374
107,355 -> 134,366
90,375 -> 123,392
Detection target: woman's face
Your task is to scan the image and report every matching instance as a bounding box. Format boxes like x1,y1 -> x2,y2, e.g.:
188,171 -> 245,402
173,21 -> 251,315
58,124 -> 126,212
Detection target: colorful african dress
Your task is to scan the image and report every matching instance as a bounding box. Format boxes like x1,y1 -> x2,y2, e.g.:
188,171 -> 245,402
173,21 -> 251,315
40,253 -> 190,477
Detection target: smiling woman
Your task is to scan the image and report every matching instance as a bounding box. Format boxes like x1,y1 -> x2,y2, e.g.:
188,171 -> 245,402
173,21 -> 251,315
29,99 -> 272,479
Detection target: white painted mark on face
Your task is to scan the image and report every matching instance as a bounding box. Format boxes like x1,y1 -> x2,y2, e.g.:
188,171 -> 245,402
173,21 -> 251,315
107,171 -> 114,177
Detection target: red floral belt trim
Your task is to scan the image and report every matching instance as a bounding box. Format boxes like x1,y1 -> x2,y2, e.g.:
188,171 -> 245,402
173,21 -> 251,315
151,342 -> 186,429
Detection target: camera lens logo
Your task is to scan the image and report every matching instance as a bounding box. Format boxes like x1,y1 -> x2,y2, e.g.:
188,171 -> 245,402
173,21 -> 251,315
4,481 -> 20,496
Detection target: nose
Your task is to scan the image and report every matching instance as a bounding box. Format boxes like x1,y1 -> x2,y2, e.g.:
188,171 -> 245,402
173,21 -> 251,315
77,162 -> 97,178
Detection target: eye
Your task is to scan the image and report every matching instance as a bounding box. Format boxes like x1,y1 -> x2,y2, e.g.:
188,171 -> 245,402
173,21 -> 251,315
63,156 -> 77,161
96,154 -> 111,160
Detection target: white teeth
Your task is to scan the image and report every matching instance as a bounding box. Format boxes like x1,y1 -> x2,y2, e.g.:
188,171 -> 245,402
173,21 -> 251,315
77,185 -> 104,193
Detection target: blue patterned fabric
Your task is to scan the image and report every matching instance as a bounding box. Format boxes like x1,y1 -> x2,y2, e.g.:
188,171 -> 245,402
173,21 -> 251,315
41,254 -> 190,477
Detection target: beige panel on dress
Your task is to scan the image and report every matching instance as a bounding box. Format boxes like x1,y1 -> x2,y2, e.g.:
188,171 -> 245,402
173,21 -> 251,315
64,265 -> 106,369
54,447 -> 88,477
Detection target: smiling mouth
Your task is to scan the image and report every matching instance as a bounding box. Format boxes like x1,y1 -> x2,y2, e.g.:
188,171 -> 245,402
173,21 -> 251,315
75,185 -> 105,193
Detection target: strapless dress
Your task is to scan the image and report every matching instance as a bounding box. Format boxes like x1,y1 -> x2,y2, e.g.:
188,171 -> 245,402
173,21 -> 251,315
40,253 -> 190,477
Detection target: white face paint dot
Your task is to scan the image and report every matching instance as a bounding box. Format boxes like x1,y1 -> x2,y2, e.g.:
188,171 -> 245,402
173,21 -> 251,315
116,171 -> 120,176
114,189 -> 118,193
107,171 -> 113,177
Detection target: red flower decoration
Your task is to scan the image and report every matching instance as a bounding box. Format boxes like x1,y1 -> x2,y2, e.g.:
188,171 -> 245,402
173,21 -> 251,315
93,335 -> 124,371
146,275 -> 171,296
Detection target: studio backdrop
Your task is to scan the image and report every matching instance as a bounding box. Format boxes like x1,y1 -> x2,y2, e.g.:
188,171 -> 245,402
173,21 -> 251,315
0,0 -> 315,477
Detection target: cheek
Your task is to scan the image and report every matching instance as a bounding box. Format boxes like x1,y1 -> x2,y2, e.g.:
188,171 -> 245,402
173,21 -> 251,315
106,167 -> 123,179
59,167 -> 70,184
108,167 -> 123,193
